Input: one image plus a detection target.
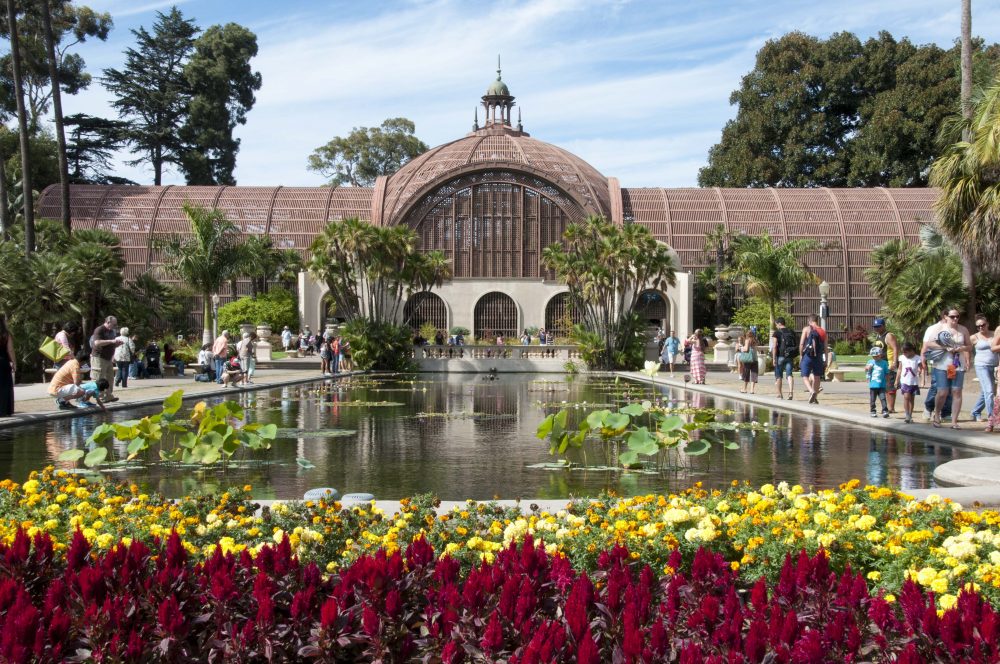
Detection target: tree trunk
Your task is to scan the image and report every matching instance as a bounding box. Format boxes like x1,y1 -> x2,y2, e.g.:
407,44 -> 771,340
961,0 -> 977,322
6,0 -> 34,255
40,0 -> 71,234
202,291 -> 212,346
0,137 -> 9,240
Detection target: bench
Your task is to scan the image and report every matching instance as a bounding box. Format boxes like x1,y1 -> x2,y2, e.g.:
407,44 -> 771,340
163,365 -> 178,377
828,369 -> 847,382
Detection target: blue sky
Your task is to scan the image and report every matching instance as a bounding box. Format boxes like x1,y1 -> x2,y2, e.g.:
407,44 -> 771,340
61,0 -> 1000,187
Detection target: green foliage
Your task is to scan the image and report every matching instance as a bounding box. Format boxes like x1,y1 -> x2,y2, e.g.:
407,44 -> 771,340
307,217 -> 450,327
731,297 -> 792,334
931,74 -> 1000,271
180,23 -> 262,185
101,8 -> 261,185
341,318 -> 414,372
537,400 -> 747,469
883,251 -> 967,343
866,239 -> 914,302
63,113 -> 133,185
217,287 -> 298,335
158,203 -> 246,336
726,232 -> 819,330
417,321 -> 437,342
542,216 -> 676,371
237,235 -> 301,297
699,31 -> 1000,187
60,390 -> 279,468
307,118 -> 429,187
449,326 -> 470,336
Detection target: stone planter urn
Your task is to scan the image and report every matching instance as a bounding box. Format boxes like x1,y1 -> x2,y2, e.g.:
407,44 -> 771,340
324,322 -> 338,339
256,323 -> 273,361
714,325 -> 731,342
239,323 -> 255,338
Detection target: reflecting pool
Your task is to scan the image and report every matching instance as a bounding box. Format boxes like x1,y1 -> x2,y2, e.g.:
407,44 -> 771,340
0,374 -> 980,499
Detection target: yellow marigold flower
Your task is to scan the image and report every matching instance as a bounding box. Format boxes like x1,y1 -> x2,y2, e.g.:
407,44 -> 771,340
931,578 -> 948,594
480,551 -> 495,564
96,533 -> 114,549
855,515 -> 876,531
55,493 -> 68,504
43,519 -> 58,531
730,561 -> 740,571
760,484 -> 775,496
867,571 -> 881,581
916,567 -> 938,586
22,479 -> 40,495
74,488 -> 89,499
817,533 -> 836,548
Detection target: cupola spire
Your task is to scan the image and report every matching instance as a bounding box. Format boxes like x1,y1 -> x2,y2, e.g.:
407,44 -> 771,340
482,55 -> 515,128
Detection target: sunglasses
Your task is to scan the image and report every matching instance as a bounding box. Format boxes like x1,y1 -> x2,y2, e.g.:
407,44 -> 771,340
948,315 -> 960,319
978,323 -> 988,328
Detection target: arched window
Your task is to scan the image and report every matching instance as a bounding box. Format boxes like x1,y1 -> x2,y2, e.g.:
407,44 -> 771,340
474,292 -> 518,341
634,290 -> 669,332
404,171 -> 583,280
403,292 -> 448,331
544,292 -> 582,338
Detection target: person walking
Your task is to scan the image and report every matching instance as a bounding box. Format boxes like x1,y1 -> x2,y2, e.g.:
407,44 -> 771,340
970,315 -> 998,423
770,317 -> 798,400
90,316 -> 122,402
922,310 -> 953,421
866,347 -> 890,418
0,315 -> 15,417
281,326 -> 292,351
688,329 -> 708,384
237,333 -> 253,386
871,318 -> 900,413
212,331 -> 230,384
738,327 -> 759,394
661,330 -> 681,376
319,334 -> 331,376
924,307 -> 971,429
896,342 -> 923,424
113,326 -> 135,388
799,314 -> 826,404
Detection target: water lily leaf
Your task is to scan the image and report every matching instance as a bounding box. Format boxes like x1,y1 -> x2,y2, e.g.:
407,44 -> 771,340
604,413 -> 630,432
722,440 -> 740,450
88,423 -> 115,445
526,461 -> 572,470
586,410 -> 612,429
684,439 -> 710,456
84,447 -> 108,467
619,403 -> 645,417
296,457 -> 316,469
658,415 -> 685,433
126,438 -> 147,455
201,447 -> 220,465
275,429 -> 357,439
58,449 -> 85,462
162,390 -> 183,415
257,423 -> 278,439
627,427 -> 659,455
619,450 -> 639,467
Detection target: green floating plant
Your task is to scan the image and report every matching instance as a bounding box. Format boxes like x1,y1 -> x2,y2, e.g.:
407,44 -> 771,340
59,390 -> 281,468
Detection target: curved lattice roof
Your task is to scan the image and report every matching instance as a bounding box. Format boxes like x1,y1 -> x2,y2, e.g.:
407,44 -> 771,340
378,125 -> 612,226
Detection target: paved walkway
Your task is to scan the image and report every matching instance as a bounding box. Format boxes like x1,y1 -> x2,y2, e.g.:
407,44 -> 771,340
0,357 -> 334,430
620,366 -> 1000,504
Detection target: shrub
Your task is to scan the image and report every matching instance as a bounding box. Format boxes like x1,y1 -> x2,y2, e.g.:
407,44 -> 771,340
342,319 -> 415,371
449,326 -> 470,336
217,287 -> 298,335
0,531 -> 997,661
731,296 -> 792,333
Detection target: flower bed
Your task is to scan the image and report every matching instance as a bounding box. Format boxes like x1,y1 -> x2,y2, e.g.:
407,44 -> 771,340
0,530 -> 997,662
3,470 -> 1000,611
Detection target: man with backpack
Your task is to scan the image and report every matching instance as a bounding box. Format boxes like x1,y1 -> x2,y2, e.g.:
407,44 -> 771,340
770,317 -> 798,400
799,314 -> 827,404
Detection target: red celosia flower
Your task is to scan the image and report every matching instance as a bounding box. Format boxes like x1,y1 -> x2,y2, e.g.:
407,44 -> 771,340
362,604 -> 380,638
480,612 -> 504,653
576,627 -> 601,664
156,595 -> 186,637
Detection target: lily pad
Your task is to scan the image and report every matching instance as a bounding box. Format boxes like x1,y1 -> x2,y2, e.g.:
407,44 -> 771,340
275,428 -> 357,439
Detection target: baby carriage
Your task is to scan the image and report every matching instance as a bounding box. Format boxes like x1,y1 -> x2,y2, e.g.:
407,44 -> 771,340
145,342 -> 162,377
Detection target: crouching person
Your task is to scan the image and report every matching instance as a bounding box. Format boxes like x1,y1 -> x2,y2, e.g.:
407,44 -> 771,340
48,350 -> 88,409
221,356 -> 244,388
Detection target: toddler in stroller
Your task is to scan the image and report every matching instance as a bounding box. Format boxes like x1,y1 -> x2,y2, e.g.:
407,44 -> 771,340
145,342 -> 162,377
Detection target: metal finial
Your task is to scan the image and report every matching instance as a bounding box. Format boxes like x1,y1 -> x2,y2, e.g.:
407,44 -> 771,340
473,107 -> 479,131
497,54 -> 502,79
517,108 -> 522,131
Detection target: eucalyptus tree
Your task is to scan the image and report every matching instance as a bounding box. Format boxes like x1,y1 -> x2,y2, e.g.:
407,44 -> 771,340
5,0 -> 34,253
725,232 -> 819,331
158,203 -> 245,344
541,216 -> 676,370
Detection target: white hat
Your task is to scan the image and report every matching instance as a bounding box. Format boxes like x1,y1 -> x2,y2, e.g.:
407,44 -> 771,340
242,332 -> 250,340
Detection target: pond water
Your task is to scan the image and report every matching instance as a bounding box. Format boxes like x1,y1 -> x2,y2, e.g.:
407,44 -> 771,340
0,374 -> 981,500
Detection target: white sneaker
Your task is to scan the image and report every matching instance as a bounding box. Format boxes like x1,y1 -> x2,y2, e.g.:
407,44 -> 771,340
923,409 -> 932,421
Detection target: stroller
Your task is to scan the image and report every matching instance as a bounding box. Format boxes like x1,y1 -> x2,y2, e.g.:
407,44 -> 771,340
145,342 -> 162,378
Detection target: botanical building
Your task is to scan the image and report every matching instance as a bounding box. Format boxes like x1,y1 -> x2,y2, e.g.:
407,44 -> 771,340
39,69 -> 937,339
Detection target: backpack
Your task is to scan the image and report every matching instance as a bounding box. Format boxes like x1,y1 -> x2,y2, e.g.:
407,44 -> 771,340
805,327 -> 825,357
777,328 -> 799,359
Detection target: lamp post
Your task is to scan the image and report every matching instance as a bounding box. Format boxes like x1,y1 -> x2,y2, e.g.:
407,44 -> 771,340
211,294 -> 220,341
818,280 -> 831,330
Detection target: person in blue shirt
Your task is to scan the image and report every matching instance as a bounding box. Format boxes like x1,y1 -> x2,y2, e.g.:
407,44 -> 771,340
866,347 -> 889,418
76,378 -> 109,411
661,330 -> 681,376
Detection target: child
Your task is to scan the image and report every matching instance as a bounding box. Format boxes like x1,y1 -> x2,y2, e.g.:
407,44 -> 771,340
896,342 -> 922,424
866,347 -> 890,418
76,378 -> 109,411
221,355 -> 244,388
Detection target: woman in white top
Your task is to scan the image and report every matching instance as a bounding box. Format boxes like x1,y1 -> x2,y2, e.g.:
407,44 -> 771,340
112,326 -> 135,388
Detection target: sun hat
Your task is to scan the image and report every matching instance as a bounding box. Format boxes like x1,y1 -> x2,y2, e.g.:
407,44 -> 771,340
869,347 -> 882,357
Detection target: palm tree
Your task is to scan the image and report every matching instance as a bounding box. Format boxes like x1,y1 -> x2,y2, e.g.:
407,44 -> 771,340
866,239 -> 915,302
158,204 -> 245,344
930,79 -> 1000,273
726,232 -> 819,331
703,223 -> 733,324
5,0 -> 35,253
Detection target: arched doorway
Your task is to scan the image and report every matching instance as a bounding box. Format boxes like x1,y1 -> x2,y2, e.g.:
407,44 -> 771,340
634,290 -> 670,333
474,292 -> 518,342
544,292 -> 582,341
403,291 -> 448,332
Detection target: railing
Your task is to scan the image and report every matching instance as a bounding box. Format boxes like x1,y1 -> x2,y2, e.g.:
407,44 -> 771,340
411,344 -> 582,361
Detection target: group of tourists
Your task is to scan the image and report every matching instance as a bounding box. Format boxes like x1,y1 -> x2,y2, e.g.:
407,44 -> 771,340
210,329 -> 265,387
